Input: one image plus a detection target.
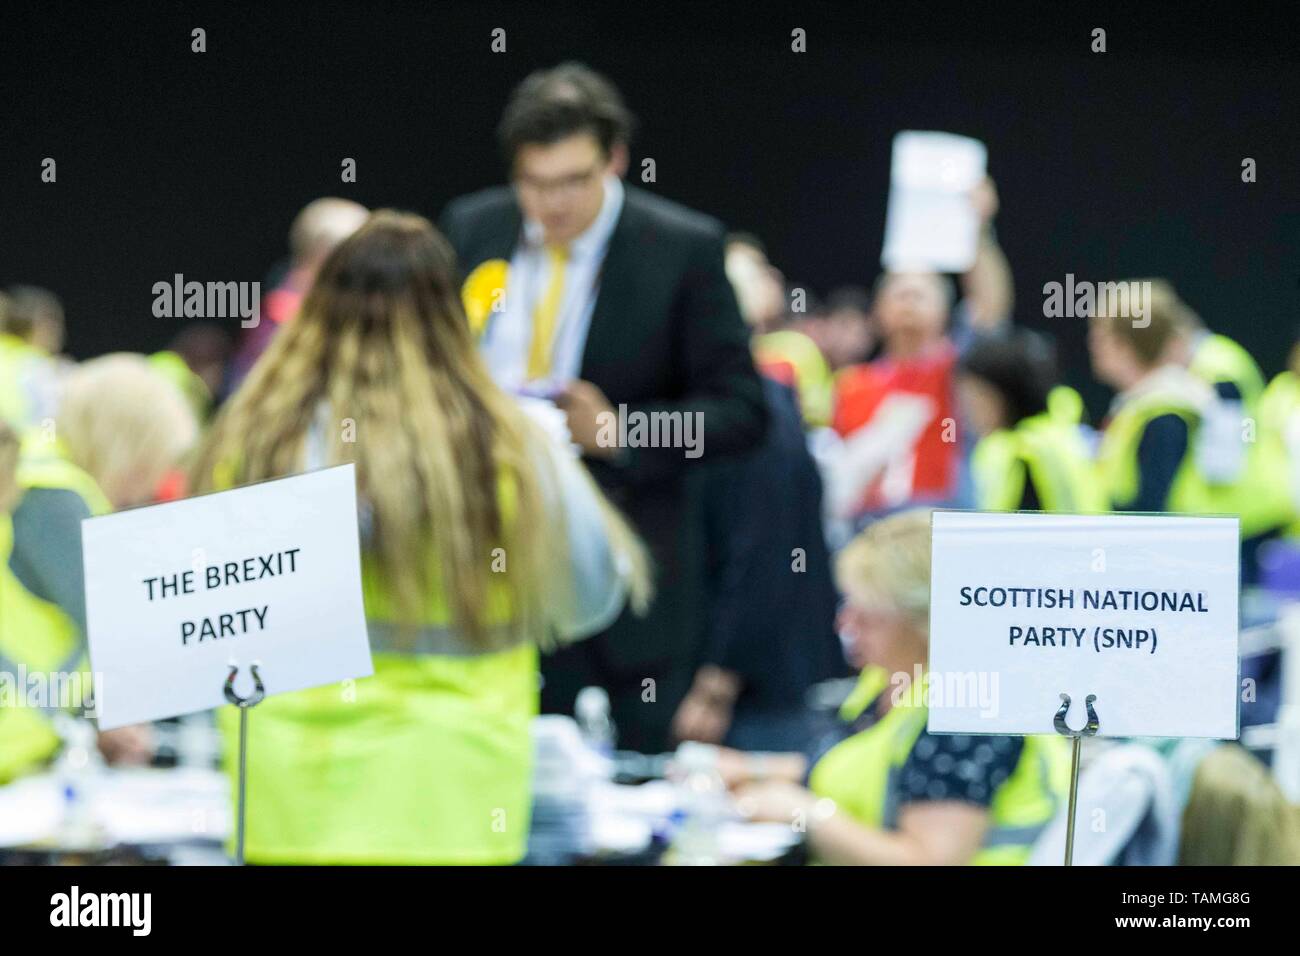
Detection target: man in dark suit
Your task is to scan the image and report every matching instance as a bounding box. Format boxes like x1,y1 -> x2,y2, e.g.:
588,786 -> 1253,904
439,62 -> 767,753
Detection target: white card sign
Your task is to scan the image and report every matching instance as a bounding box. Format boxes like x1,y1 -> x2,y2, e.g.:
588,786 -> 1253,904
881,130 -> 987,273
927,511 -> 1240,739
82,464 -> 373,730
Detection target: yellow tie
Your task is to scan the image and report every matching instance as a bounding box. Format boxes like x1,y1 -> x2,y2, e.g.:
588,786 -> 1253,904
527,244 -> 569,380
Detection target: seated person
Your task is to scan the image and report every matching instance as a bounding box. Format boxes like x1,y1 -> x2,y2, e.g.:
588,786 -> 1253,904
0,356 -> 198,782
719,508 -> 1069,865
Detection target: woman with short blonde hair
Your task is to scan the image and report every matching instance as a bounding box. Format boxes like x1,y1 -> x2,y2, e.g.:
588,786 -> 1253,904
717,508 -> 1068,865
56,353 -> 198,508
0,356 -> 194,782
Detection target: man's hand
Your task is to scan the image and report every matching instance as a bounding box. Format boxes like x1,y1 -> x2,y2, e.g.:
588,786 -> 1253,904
555,379 -> 619,460
671,665 -> 742,744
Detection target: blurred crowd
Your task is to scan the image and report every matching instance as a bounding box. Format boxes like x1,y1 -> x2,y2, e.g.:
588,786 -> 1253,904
2,61 -> 1299,866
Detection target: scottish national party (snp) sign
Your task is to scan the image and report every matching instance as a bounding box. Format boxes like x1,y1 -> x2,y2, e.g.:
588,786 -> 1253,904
927,511 -> 1239,739
82,464 -> 373,730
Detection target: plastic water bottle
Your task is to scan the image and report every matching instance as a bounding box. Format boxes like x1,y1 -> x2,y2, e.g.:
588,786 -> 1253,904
575,686 -> 616,757
51,715 -> 105,852
667,741 -> 728,865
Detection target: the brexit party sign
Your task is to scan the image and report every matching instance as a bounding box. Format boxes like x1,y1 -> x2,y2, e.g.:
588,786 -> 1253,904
82,464 -> 373,729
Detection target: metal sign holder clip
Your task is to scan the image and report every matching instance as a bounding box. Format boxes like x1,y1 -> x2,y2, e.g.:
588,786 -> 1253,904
1053,692 -> 1099,866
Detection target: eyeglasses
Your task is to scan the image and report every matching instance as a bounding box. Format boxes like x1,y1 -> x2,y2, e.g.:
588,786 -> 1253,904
513,163 -> 603,199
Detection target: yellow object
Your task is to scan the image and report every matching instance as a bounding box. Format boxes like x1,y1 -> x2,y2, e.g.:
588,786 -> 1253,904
1184,334 -> 1291,535
212,464 -> 539,864
526,245 -> 569,380
460,259 -> 510,339
1098,382 -> 1292,534
1188,333 -> 1265,412
0,437 -> 110,784
809,668 -> 1070,865
971,412 -> 1108,513
1096,391 -> 1210,514
1046,385 -> 1085,427
754,329 -> 833,428
1260,371 -> 1300,538
148,350 -> 212,422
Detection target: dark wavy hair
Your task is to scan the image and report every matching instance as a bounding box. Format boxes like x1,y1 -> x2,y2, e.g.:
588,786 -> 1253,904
959,331 -> 1058,426
497,62 -> 636,166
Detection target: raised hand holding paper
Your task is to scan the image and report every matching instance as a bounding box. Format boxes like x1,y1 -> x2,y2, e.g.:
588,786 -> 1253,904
927,511 -> 1239,739
82,464 -> 373,730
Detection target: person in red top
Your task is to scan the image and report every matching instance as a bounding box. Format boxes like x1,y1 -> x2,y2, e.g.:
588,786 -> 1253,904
831,178 -> 1013,517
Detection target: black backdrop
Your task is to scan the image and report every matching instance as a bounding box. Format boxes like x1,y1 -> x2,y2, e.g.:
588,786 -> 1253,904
3,1 -> 1298,417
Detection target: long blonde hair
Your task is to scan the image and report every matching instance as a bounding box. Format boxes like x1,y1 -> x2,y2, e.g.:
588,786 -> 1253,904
192,210 -> 646,647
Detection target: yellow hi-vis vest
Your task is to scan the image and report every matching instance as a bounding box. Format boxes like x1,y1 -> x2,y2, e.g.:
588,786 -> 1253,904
971,412 -> 1108,514
1184,334 -> 1291,536
1260,371 -> 1300,538
0,438 -> 110,784
214,468 -> 537,865
808,669 -> 1070,865
1096,387 -> 1211,514
1098,374 -> 1290,534
1189,333 -> 1265,412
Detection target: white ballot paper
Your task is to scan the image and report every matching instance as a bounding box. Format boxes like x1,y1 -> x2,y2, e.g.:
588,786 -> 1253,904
881,131 -> 987,273
927,511 -> 1239,739
82,464 -> 372,730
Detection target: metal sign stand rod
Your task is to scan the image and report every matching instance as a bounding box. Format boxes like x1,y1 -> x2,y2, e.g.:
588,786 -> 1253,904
1053,692 -> 1099,867
223,663 -> 265,866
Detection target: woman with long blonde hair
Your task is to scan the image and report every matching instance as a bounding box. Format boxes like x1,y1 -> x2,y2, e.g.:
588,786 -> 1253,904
192,209 -> 649,864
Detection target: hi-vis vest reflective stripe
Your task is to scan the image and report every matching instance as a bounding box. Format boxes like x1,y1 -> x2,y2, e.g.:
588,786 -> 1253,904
0,439 -> 109,784
971,413 -> 1108,514
808,669 -> 1070,865
1096,391 -> 1210,513
212,460 -> 537,865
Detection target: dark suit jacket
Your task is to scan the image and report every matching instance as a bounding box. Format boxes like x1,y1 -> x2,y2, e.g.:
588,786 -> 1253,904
439,184 -> 767,673
700,378 -> 849,709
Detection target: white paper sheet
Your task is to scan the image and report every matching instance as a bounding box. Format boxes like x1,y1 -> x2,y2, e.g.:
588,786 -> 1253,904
881,131 -> 987,273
